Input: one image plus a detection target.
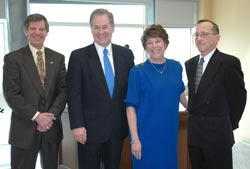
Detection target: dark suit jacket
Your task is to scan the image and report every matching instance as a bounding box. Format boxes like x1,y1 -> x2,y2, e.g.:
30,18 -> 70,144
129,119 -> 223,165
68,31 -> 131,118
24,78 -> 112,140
3,45 -> 66,149
185,49 -> 246,148
66,43 -> 134,143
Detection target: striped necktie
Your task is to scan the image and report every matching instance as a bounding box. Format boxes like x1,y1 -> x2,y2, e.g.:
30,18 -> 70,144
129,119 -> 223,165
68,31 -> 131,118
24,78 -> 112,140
195,57 -> 204,92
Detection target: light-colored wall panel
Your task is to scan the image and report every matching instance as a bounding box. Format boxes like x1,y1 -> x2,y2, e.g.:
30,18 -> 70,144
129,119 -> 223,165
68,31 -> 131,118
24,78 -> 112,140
155,0 -> 198,27
0,0 -> 5,18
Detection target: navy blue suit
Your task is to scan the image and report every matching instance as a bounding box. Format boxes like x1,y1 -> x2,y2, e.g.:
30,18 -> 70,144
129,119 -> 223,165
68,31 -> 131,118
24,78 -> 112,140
67,43 -> 134,169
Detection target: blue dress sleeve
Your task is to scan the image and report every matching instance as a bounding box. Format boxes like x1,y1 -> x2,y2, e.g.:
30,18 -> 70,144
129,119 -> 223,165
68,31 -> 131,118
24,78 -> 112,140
171,60 -> 185,93
124,67 -> 141,108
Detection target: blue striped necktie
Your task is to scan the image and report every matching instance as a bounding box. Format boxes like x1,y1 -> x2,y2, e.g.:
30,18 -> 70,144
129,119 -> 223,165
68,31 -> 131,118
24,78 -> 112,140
195,57 -> 204,92
103,48 -> 114,97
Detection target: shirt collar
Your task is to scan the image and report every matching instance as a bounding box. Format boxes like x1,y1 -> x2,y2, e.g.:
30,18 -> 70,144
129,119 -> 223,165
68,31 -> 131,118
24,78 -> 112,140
199,48 -> 216,64
94,42 -> 112,57
29,42 -> 45,57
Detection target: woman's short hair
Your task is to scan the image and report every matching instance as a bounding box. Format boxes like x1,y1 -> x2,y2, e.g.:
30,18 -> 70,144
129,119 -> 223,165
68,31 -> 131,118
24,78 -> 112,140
141,24 -> 169,50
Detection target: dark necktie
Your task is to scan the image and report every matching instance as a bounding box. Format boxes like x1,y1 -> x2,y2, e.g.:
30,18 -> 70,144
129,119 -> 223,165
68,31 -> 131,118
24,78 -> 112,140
37,51 -> 45,89
195,57 -> 204,92
103,48 -> 114,97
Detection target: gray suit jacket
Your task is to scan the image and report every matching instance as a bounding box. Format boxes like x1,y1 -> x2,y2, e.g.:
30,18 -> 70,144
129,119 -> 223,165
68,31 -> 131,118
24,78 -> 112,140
3,45 -> 66,149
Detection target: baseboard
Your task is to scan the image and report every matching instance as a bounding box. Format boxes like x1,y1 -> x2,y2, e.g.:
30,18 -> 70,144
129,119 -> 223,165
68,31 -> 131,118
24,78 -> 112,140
58,164 -> 72,169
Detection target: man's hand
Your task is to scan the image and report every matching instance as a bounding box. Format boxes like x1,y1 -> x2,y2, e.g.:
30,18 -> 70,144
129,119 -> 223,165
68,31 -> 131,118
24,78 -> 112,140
35,112 -> 55,132
36,124 -> 47,132
72,127 -> 87,144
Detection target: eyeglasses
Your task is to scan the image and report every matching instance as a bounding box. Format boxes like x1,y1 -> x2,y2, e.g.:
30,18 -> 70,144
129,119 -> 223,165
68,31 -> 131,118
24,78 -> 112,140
194,32 -> 217,38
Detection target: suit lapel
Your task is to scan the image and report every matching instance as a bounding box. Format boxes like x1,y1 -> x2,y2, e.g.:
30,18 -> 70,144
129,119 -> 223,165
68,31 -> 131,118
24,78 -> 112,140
197,49 -> 221,93
22,46 -> 44,96
88,44 -> 110,97
112,44 -> 122,97
44,48 -> 54,97
189,56 -> 200,93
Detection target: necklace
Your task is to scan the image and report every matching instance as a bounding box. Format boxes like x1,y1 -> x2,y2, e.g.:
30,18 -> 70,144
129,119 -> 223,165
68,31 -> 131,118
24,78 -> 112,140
150,59 -> 167,74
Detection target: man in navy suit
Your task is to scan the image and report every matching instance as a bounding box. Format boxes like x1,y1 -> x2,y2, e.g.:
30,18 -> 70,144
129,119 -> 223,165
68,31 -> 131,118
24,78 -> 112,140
3,14 -> 66,169
185,19 -> 247,169
66,8 -> 134,169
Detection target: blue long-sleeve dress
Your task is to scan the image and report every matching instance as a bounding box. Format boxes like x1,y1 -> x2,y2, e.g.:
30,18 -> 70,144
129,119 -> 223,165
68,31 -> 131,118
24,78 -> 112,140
125,59 -> 185,169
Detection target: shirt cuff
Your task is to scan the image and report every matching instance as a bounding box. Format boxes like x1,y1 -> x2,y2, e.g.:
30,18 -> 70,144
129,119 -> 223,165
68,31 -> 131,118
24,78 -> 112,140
32,111 -> 40,121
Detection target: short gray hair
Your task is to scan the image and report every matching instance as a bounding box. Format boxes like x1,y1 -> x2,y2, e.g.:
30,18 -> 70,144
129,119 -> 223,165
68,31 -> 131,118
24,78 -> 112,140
197,19 -> 219,34
89,8 -> 114,27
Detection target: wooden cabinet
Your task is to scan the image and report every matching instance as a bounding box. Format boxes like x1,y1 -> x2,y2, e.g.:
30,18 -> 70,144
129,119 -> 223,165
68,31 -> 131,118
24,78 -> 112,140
178,111 -> 190,169
120,111 -> 190,169
120,137 -> 132,169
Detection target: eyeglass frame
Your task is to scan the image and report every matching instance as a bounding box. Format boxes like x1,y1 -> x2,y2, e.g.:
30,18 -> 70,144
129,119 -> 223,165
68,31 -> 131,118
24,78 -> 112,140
194,32 -> 218,38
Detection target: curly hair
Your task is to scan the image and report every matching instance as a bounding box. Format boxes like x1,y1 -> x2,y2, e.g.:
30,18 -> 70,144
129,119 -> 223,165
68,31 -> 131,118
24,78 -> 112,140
141,24 -> 169,50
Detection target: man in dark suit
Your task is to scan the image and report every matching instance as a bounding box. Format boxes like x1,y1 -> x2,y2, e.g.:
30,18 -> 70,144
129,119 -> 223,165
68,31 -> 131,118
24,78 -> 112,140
3,14 -> 66,169
66,8 -> 134,169
185,19 -> 247,169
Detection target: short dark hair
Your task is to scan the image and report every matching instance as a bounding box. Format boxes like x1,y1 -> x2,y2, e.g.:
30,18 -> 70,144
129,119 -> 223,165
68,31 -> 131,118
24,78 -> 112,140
141,24 -> 169,50
89,8 -> 114,27
197,19 -> 219,34
24,13 -> 49,32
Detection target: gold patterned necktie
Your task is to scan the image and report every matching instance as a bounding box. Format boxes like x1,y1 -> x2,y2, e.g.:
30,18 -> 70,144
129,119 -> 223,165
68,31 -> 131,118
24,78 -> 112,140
37,51 -> 45,89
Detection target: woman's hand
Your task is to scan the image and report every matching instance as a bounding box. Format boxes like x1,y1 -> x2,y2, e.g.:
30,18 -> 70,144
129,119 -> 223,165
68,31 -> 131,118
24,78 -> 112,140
131,139 -> 142,160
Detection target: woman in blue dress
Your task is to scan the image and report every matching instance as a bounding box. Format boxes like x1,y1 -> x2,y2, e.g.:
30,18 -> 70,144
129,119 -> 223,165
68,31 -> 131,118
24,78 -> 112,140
125,24 -> 187,169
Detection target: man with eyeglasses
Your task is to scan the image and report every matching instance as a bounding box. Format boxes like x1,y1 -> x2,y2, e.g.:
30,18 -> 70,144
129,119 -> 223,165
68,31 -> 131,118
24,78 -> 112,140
185,19 -> 247,169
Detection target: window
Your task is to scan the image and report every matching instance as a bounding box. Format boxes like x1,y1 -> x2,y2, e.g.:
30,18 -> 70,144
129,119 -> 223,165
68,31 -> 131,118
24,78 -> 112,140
0,19 -> 9,92
164,27 -> 198,85
30,3 -> 147,65
0,19 -> 11,169
164,27 -> 198,111
29,3 -> 196,67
